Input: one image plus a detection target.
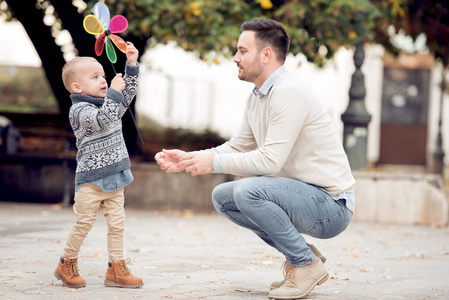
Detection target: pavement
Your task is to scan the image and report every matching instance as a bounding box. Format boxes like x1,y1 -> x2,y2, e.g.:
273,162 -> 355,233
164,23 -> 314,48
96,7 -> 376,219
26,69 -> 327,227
0,201 -> 448,300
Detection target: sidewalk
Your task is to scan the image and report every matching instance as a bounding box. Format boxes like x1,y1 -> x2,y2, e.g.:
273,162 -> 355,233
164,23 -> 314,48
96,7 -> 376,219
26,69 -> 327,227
0,202 -> 448,300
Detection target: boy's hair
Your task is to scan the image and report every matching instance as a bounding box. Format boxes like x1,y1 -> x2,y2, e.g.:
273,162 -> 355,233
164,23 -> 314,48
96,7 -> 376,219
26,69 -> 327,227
240,19 -> 290,63
62,57 -> 99,92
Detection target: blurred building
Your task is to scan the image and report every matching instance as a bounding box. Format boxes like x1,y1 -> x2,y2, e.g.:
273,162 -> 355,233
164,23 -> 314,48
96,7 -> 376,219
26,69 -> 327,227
1,20 -> 447,173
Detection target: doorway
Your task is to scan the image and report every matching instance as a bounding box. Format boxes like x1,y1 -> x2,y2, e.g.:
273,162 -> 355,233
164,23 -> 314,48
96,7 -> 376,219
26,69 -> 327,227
378,55 -> 432,166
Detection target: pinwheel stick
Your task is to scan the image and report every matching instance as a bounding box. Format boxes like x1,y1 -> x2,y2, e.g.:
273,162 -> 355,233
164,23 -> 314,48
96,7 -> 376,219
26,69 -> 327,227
109,59 -> 117,74
109,59 -> 144,146
127,101 -> 144,146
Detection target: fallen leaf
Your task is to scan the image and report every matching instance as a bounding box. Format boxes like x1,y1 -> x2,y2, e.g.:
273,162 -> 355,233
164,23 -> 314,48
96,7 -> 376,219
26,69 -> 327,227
336,269 -> 350,273
359,267 -> 372,273
183,210 -> 194,218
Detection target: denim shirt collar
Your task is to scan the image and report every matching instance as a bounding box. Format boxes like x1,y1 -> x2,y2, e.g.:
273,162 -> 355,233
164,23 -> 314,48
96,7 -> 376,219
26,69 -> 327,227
252,65 -> 286,99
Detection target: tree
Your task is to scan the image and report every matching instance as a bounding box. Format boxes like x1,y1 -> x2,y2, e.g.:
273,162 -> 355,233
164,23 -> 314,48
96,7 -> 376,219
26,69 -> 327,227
1,0 -> 402,99
108,0 -> 393,66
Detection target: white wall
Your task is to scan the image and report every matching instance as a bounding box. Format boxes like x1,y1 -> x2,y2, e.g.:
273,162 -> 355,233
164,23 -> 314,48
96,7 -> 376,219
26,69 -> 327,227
0,20 -> 41,67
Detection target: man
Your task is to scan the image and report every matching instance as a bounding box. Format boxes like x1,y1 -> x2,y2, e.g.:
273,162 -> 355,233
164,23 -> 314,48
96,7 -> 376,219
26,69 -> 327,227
155,19 -> 355,299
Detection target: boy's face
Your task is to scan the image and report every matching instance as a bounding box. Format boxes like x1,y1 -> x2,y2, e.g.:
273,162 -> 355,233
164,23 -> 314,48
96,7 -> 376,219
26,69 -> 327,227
72,61 -> 108,98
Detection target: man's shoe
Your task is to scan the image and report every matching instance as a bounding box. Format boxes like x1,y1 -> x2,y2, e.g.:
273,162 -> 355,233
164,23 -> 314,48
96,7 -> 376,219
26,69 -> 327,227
307,243 -> 326,264
270,260 -> 291,290
268,258 -> 329,299
54,257 -> 86,288
270,243 -> 326,290
104,258 -> 144,288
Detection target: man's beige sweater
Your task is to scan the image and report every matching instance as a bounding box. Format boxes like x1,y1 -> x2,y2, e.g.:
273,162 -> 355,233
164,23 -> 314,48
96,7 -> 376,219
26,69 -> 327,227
208,71 -> 355,195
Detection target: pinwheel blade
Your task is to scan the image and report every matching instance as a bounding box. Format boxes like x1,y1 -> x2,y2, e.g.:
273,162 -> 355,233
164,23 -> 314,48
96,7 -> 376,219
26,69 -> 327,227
109,15 -> 128,33
93,2 -> 110,32
109,34 -> 128,53
105,37 -> 117,63
83,15 -> 104,35
95,33 -> 106,56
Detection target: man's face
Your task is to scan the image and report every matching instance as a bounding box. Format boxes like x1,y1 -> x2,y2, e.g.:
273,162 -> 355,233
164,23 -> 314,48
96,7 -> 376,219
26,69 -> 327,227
233,31 -> 264,84
74,62 -> 108,98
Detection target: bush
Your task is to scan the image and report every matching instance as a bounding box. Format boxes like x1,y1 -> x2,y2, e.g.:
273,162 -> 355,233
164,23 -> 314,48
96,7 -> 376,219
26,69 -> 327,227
0,65 -> 59,114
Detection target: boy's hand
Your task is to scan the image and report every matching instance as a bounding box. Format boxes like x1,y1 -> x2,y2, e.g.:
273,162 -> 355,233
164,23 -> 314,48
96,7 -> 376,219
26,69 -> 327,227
126,42 -> 139,66
111,73 -> 125,91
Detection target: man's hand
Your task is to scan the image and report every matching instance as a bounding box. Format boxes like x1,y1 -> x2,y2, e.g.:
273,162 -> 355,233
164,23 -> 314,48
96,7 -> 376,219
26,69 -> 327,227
111,73 -> 125,91
178,152 -> 214,176
154,149 -> 187,173
126,42 -> 139,66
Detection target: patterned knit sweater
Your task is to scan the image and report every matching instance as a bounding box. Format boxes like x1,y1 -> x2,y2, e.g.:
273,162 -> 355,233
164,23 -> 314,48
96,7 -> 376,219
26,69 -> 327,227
69,62 -> 139,185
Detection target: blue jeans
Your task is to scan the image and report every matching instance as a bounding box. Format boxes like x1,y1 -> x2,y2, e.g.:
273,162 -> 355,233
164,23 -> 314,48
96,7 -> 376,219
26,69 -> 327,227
212,176 -> 353,267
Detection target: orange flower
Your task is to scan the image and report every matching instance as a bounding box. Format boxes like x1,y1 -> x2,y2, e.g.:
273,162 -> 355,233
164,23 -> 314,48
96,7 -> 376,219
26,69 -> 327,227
260,0 -> 273,10
189,2 -> 202,16
348,31 -> 357,40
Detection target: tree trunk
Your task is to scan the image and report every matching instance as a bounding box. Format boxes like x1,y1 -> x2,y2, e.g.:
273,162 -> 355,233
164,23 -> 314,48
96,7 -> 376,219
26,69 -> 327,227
5,0 -> 70,119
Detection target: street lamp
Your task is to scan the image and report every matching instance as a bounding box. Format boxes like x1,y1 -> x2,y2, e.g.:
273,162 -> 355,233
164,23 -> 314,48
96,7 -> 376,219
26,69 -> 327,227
341,41 -> 372,171
432,69 -> 446,175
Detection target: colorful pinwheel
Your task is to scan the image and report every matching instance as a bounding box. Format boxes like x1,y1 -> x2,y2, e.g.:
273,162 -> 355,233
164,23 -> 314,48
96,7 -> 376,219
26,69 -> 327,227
83,2 -> 128,63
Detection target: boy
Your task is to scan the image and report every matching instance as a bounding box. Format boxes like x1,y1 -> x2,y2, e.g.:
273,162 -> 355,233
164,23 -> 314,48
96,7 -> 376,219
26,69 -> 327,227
55,42 -> 143,288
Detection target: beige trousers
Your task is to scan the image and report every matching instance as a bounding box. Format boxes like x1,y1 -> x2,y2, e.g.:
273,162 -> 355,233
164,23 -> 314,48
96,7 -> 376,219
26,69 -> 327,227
63,184 -> 125,262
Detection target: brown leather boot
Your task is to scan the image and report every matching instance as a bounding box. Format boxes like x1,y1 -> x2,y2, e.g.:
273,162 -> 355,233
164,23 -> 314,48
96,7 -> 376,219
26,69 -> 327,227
104,258 -> 143,288
54,257 -> 86,288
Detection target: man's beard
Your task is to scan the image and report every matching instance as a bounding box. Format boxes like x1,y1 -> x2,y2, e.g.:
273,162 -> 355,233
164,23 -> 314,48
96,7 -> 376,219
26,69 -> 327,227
238,58 -> 263,83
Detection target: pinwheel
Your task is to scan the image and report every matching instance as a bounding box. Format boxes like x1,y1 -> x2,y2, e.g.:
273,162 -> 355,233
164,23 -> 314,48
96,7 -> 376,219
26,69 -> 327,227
83,2 -> 128,64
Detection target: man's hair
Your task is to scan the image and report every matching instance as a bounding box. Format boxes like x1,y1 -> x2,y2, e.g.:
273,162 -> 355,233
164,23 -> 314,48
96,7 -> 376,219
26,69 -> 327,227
240,19 -> 290,63
62,57 -> 98,92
